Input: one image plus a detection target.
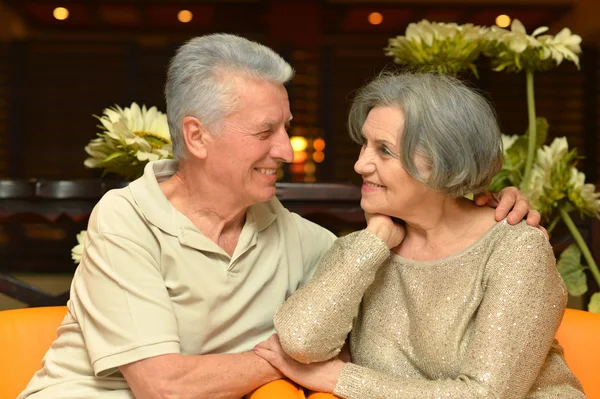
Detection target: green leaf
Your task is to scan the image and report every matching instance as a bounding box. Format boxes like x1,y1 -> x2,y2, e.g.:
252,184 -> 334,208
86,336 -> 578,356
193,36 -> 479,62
535,117 -> 549,147
588,292 -> 600,313
103,151 -> 128,163
556,243 -> 588,296
488,169 -> 512,192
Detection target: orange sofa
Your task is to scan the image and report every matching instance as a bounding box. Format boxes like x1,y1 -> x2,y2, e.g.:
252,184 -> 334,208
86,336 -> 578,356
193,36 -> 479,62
1,306 -> 598,399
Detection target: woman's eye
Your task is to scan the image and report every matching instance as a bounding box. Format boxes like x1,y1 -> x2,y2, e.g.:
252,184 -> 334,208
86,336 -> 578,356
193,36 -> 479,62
380,145 -> 392,155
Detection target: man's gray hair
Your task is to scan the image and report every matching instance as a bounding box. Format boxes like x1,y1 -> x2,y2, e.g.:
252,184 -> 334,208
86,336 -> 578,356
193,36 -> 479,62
348,72 -> 503,197
165,33 -> 295,160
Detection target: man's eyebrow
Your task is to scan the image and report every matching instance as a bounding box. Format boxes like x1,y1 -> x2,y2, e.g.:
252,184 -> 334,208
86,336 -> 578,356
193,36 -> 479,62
258,115 -> 294,128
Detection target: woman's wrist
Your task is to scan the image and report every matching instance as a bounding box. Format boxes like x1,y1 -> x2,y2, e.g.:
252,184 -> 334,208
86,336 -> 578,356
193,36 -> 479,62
366,223 -> 394,248
323,360 -> 347,393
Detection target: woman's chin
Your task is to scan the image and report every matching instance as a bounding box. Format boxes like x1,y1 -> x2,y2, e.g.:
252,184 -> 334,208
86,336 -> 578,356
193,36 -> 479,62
359,200 -> 379,214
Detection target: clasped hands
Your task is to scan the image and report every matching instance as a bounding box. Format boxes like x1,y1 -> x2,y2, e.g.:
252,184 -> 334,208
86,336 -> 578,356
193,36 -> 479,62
254,334 -> 347,394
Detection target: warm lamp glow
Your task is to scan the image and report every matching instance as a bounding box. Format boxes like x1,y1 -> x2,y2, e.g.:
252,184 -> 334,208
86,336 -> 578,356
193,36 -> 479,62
368,12 -> 383,25
495,14 -> 511,28
304,162 -> 316,174
313,151 -> 325,163
290,163 -> 304,174
313,138 -> 326,151
178,10 -> 193,23
290,136 -> 308,152
292,151 -> 308,164
53,7 -> 69,20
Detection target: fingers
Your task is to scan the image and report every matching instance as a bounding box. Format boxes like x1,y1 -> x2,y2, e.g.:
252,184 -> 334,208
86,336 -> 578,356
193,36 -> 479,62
493,187 -> 520,223
474,191 -> 493,206
494,197 -> 514,223
525,209 -> 542,228
255,334 -> 279,351
254,345 -> 279,366
537,224 -> 549,240
504,195 -> 530,224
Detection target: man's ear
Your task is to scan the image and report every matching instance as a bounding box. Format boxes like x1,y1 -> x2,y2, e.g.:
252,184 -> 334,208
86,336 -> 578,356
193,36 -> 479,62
182,116 -> 209,159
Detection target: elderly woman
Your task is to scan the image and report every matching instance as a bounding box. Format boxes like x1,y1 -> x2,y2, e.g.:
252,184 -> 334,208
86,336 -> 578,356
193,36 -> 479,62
254,72 -> 585,398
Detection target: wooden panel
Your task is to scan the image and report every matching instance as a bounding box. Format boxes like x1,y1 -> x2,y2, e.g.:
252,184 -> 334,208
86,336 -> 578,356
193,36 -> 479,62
481,63 -> 585,151
19,41 -> 130,179
323,43 -> 390,183
286,48 -> 323,182
0,44 -> 8,177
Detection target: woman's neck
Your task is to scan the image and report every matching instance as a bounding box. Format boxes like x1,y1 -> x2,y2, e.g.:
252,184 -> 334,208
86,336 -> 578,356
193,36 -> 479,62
394,197 -> 496,261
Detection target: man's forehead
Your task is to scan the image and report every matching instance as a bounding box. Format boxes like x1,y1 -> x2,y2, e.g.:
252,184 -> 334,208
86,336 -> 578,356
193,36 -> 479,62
258,115 -> 294,126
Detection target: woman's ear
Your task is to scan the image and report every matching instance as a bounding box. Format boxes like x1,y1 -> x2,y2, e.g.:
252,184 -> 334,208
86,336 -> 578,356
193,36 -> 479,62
182,116 -> 209,159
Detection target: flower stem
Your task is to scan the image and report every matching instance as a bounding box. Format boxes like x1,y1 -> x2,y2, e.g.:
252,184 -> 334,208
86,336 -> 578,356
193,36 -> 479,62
546,214 -> 561,236
521,69 -> 537,190
559,207 -> 600,287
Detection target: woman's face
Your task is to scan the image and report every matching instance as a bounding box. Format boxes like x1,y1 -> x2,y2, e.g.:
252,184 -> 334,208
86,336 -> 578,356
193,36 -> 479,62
353,106 -> 431,219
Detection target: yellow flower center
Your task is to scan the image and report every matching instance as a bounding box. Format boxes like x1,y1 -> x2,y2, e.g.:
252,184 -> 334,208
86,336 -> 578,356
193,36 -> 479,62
135,131 -> 171,148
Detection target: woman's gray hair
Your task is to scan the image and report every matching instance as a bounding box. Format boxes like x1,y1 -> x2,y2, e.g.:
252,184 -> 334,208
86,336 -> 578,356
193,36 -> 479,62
348,72 -> 503,197
165,33 -> 295,160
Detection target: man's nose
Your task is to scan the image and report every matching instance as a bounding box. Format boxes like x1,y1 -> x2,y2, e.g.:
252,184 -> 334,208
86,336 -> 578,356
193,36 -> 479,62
271,128 -> 294,163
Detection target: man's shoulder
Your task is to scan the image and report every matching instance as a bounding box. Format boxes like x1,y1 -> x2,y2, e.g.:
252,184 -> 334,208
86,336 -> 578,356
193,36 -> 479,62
89,186 -> 150,236
94,186 -> 138,217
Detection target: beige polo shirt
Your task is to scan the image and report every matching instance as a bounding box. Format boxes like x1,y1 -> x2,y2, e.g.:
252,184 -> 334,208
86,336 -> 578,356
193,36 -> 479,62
20,160 -> 336,398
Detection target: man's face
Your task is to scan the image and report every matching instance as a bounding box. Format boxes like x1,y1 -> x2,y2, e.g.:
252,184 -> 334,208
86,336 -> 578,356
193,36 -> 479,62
204,76 -> 294,207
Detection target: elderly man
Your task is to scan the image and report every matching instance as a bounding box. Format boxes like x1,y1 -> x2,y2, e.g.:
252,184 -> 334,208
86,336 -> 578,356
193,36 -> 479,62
20,34 -> 538,399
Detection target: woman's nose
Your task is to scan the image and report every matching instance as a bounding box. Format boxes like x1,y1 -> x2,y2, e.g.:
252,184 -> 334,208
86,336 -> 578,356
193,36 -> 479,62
354,146 -> 375,175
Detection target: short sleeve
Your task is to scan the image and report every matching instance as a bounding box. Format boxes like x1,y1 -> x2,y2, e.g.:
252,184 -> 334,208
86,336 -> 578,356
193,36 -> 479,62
70,195 -> 180,377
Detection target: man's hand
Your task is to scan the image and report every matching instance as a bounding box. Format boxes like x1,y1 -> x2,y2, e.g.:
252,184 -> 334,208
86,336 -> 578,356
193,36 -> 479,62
254,334 -> 345,394
120,351 -> 282,399
474,187 -> 547,237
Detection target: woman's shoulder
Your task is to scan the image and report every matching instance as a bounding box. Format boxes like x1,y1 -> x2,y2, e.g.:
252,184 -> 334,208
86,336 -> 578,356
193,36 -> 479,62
491,219 -> 549,245
485,220 -> 555,276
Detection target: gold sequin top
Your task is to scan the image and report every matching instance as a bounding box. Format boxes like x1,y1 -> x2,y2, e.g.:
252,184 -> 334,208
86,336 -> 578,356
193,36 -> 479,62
274,221 -> 586,398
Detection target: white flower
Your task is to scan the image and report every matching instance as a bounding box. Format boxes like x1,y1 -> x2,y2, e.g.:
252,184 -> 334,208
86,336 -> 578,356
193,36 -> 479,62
537,28 -> 582,67
483,19 -> 582,72
386,20 -> 488,76
568,168 -> 600,218
524,137 -> 572,218
71,230 -> 88,264
535,136 -> 569,170
527,164 -> 546,210
85,102 -> 173,179
501,134 -> 519,153
487,20 -> 546,53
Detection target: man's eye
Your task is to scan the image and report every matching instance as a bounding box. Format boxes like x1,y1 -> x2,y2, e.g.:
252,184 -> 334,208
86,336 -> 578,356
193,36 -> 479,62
258,131 -> 271,139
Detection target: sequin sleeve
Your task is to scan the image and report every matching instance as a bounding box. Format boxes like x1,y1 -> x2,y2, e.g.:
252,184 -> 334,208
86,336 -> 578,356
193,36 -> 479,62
333,227 -> 569,399
274,229 -> 390,363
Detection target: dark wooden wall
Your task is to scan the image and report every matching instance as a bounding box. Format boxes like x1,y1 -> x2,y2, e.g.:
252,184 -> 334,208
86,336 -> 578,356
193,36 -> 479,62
0,1 -> 598,184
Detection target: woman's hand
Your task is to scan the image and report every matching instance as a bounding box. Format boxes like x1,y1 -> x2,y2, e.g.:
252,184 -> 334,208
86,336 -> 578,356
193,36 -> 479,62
365,212 -> 406,248
254,334 -> 346,394
474,187 -> 547,238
